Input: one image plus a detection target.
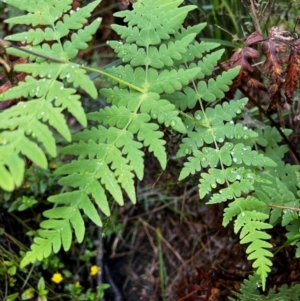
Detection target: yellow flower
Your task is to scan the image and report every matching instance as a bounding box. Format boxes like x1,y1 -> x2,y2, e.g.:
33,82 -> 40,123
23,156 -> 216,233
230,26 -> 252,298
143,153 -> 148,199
75,281 -> 82,288
50,162 -> 57,169
23,288 -> 34,299
51,272 -> 63,284
90,265 -> 100,276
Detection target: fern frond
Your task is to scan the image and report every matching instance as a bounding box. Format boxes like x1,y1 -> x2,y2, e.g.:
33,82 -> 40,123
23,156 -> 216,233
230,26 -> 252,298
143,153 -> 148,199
235,211 -> 273,290
6,1 -> 99,46
230,274 -> 262,301
109,33 -> 197,67
174,23 -> 207,39
262,179 -> 298,226
199,168 -> 255,201
231,274 -> 300,301
20,167 -> 112,267
131,115 -> 167,168
19,0 -> 206,265
0,1 -> 101,191
177,99 -> 257,157
223,196 -> 267,226
0,136 -> 28,190
197,66 -> 240,102
59,124 -> 144,203
148,68 -> 201,93
113,1 -> 196,45
21,198 -> 84,267
196,49 -> 225,76
13,3 -> 293,294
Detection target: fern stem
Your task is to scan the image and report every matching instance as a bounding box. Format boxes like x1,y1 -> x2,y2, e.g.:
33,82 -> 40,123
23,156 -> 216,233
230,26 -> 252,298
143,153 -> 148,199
267,203 -> 300,212
178,110 -> 209,128
81,65 -> 144,93
9,45 -> 68,64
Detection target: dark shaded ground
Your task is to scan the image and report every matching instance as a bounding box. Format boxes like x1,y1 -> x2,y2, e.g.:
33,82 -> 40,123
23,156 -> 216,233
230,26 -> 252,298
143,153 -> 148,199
102,154 -> 248,301
103,154 -> 300,300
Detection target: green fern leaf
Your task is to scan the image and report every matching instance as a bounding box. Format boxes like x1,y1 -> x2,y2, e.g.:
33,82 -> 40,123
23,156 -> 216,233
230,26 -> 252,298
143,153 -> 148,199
148,68 -> 201,93
230,274 -> 262,301
20,203 -> 83,268
0,0 -> 100,192
197,66 -> 240,102
207,179 -> 254,203
106,65 -> 200,94
70,125 -> 145,180
177,41 -> 221,66
7,43 -> 67,62
0,101 -> 57,153
62,1 -> 101,30
14,63 -> 97,99
4,0 -> 66,12
5,8 -> 55,26
231,144 -> 276,167
113,2 -> 196,45
48,194 -> 102,227
176,99 -> 254,157
197,166 -> 260,202
109,33 -> 196,67
178,152 -> 203,180
58,125 -> 139,204
163,87 -> 198,110
6,2 -> 99,46
95,161 -> 124,204
235,211 -> 273,290
0,149 -> 24,191
131,115 -> 166,168
196,49 -> 225,76
144,98 -> 186,133
223,196 -> 267,226
5,0 -> 100,44
214,98 -> 249,120
66,17 -> 102,58
60,64 -> 98,98
7,28 -> 59,46
47,83 -> 87,127
0,0 -> 98,194
108,147 -> 136,202
4,130 -> 47,168
262,179 -> 298,226
94,87 -> 138,108
14,62 -> 62,79
56,158 -> 124,205
197,168 -> 226,197
56,177 -> 110,216
9,0 -> 283,284
92,106 -> 132,128
231,274 -> 300,301
174,23 -> 207,39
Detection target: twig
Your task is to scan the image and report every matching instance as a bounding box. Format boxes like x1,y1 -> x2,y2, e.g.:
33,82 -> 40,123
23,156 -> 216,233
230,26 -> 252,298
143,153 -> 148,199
138,218 -> 185,265
248,0 -> 262,34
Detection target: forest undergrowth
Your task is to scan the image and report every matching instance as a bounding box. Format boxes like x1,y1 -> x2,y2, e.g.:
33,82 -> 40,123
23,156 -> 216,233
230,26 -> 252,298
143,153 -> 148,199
1,0 -> 300,301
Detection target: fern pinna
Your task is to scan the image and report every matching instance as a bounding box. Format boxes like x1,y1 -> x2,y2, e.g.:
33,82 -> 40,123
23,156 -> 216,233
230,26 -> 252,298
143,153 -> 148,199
1,0 -> 300,293
230,273 -> 300,301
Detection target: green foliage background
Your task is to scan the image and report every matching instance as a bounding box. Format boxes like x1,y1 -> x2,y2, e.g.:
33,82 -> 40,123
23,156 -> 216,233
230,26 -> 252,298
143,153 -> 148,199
1,0 -> 300,299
